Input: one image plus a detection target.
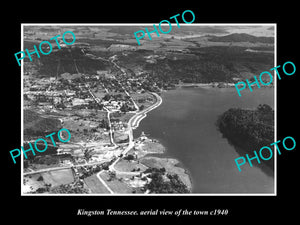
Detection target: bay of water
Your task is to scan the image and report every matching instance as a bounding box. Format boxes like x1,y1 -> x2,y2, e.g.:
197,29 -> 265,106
134,87 -> 275,194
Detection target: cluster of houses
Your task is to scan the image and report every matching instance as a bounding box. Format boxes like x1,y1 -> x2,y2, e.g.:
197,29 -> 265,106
111,120 -> 127,132
24,72 -> 142,113
107,44 -> 137,52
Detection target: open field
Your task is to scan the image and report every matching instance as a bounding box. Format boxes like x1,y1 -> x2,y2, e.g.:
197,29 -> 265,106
23,168 -> 74,193
111,112 -> 134,124
41,169 -> 74,187
84,174 -> 110,194
135,140 -> 166,158
27,162 -> 61,171
114,159 -> 147,172
130,92 -> 155,109
99,171 -> 133,193
62,110 -> 110,142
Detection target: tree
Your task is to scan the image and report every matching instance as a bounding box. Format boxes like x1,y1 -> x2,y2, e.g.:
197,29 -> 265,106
102,162 -> 110,170
144,170 -> 189,193
100,119 -> 109,129
24,94 -> 29,100
159,167 -> 166,173
24,160 -> 29,168
35,187 -> 47,193
139,105 -> 145,111
257,104 -> 272,113
108,171 -> 116,181
37,175 -> 44,181
103,94 -> 111,101
124,154 -> 135,161
216,105 -> 274,169
56,102 -> 66,109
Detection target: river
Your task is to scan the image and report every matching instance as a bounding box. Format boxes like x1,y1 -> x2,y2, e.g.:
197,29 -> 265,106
133,87 -> 275,194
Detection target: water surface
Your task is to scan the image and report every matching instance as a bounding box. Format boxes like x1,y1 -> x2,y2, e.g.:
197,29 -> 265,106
134,87 -> 275,194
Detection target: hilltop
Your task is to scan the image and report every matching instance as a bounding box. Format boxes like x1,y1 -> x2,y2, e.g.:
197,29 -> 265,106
208,33 -> 274,43
216,104 -> 274,169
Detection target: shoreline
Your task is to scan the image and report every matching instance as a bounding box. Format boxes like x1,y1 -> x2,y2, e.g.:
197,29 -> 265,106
176,82 -> 274,88
176,82 -> 235,88
130,92 -> 163,130
133,92 -> 193,192
137,140 -> 194,193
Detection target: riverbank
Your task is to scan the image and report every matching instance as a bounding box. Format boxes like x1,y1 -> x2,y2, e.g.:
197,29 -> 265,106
132,135 -> 193,192
216,104 -> 274,172
130,92 -> 163,129
176,82 -> 235,88
131,93 -> 193,193
140,156 -> 193,191
176,82 -> 274,88
134,87 -> 275,193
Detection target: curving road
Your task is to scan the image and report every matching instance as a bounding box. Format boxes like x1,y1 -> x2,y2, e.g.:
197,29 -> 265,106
109,92 -> 162,174
96,171 -> 114,194
23,159 -> 109,176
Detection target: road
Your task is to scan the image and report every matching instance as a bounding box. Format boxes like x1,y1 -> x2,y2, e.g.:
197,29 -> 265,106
23,159 -> 109,176
25,56 -> 162,193
109,92 -> 162,173
86,54 -> 162,193
88,89 -> 117,147
96,171 -> 114,194
129,92 -> 162,129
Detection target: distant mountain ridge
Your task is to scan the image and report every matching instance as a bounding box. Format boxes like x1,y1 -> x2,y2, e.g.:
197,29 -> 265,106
208,33 -> 274,43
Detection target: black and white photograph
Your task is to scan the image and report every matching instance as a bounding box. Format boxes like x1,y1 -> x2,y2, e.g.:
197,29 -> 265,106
21,24 -> 276,195
3,4 -> 298,223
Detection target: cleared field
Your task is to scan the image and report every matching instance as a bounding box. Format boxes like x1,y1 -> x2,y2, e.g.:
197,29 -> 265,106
63,112 -> 110,142
135,140 -> 165,157
111,112 -> 134,124
84,174 -> 110,194
100,171 -> 133,193
114,159 -> 147,172
41,169 -> 74,187
114,131 -> 128,143
130,92 -> 155,109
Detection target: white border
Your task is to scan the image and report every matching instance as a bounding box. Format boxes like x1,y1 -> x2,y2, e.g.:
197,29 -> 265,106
274,24 -> 277,196
21,23 -> 277,196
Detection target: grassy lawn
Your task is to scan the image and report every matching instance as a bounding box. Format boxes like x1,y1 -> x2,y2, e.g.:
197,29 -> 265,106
131,92 -> 155,109
41,169 -> 74,187
63,114 -> 110,142
100,171 -> 133,194
111,112 -> 134,124
135,140 -> 165,156
28,163 -> 62,171
114,159 -> 147,172
84,174 -> 110,194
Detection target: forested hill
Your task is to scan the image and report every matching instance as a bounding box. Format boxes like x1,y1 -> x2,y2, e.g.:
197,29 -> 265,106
216,104 -> 274,168
208,33 -> 274,44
